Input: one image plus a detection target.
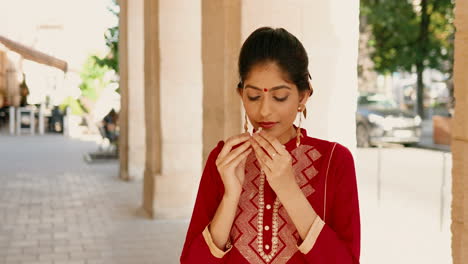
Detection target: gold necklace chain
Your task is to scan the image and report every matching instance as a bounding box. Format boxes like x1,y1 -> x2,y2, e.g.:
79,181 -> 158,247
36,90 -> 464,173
257,170 -> 281,263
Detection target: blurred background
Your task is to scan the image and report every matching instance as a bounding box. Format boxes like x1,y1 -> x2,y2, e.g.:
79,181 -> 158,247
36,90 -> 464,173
0,0 -> 465,263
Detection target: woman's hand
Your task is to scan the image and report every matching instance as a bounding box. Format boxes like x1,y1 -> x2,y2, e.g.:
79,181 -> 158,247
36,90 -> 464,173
249,131 -> 297,194
215,132 -> 253,199
250,131 -> 320,241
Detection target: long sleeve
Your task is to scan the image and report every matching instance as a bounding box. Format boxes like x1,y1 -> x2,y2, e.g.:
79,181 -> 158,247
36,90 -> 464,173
298,143 -> 361,263
180,141 -> 231,263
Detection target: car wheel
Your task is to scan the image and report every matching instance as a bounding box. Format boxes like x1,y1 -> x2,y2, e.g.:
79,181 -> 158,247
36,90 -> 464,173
357,124 -> 370,148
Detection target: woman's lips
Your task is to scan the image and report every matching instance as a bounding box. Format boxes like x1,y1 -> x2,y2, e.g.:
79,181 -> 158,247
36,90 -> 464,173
258,122 -> 278,129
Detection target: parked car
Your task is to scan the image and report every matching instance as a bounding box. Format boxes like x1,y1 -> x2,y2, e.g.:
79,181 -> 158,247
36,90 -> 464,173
356,93 -> 422,147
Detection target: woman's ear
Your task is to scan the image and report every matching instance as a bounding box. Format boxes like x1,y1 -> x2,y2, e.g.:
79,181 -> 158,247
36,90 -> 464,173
299,80 -> 313,104
299,90 -> 310,105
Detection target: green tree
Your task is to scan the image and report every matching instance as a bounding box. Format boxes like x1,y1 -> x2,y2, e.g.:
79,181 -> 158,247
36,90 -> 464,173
93,0 -> 119,76
60,55 -> 112,117
361,0 -> 455,118
79,56 -> 112,104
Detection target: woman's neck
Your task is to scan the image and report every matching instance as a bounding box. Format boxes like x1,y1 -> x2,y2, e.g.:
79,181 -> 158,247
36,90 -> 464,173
277,125 -> 297,145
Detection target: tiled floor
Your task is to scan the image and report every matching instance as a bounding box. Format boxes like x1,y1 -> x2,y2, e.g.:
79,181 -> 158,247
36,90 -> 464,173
0,134 -> 188,264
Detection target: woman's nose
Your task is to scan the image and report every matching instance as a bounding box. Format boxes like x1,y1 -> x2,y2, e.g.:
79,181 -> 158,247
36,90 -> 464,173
259,97 -> 272,117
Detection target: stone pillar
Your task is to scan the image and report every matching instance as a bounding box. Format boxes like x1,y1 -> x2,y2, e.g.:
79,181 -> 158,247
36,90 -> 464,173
241,0 -> 359,152
202,0 -> 242,164
153,0 -> 204,218
118,0 -> 129,180
451,0 -> 468,262
127,0 -> 146,180
119,0 -> 147,182
142,0 -> 162,218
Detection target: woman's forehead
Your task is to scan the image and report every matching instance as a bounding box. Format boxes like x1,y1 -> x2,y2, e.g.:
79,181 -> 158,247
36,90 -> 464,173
244,84 -> 292,92
246,62 -> 292,81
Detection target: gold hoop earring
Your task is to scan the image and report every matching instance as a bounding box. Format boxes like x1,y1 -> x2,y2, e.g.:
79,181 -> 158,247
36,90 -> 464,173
244,112 -> 249,133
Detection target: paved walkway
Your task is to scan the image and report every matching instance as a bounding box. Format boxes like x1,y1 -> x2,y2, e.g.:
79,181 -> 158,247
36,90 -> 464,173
0,135 -> 187,264
0,134 -> 453,264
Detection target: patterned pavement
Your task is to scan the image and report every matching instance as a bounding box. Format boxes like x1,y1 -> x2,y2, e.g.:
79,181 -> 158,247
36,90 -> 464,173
0,134 -> 187,264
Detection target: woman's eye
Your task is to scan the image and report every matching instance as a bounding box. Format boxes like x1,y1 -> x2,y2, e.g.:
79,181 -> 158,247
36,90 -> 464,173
274,96 -> 288,102
248,96 -> 260,101
247,96 -> 288,102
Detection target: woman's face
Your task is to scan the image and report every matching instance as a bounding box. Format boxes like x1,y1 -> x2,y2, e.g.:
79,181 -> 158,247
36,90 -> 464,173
239,62 -> 309,143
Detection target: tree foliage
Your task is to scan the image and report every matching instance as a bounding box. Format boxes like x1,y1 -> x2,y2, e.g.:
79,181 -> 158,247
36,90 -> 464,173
361,0 -> 455,117
79,56 -> 112,104
362,0 -> 454,74
60,0 -> 120,131
93,0 -> 119,75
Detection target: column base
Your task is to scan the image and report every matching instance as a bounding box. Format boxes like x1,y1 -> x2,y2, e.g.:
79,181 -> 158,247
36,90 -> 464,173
142,171 -> 198,219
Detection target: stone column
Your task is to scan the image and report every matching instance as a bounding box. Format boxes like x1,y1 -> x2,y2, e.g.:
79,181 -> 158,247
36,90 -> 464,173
118,0 -> 129,180
127,0 -> 146,181
142,0 -> 162,218
119,0 -> 146,181
152,0 -> 204,218
202,0 -> 242,164
241,0 -> 359,152
451,0 -> 468,262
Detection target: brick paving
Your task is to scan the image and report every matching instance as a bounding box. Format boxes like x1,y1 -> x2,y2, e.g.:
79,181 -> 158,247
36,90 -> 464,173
0,135 -> 187,264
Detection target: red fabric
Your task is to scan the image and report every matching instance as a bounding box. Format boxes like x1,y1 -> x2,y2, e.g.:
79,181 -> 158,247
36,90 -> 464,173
180,127 -> 360,263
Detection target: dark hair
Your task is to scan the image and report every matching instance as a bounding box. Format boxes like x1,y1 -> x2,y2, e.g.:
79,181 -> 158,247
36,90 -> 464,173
237,27 -> 313,96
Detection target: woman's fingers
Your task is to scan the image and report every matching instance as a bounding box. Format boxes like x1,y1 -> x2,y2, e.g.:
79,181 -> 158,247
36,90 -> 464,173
252,132 -> 287,158
217,133 -> 251,161
219,140 -> 251,168
254,151 -> 271,175
250,138 -> 265,166
252,133 -> 277,159
225,147 -> 252,169
257,132 -> 288,155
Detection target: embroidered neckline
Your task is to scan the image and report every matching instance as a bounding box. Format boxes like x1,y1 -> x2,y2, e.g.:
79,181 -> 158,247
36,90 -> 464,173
230,142 -> 322,264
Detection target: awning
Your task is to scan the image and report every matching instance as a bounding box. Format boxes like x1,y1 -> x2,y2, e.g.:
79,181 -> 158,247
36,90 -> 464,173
0,35 -> 68,72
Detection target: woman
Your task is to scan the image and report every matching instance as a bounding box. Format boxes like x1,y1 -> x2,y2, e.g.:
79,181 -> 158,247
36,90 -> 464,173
180,27 -> 360,263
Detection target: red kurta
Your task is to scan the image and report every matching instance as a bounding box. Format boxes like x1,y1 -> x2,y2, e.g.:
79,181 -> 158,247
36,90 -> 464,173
180,126 -> 360,263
